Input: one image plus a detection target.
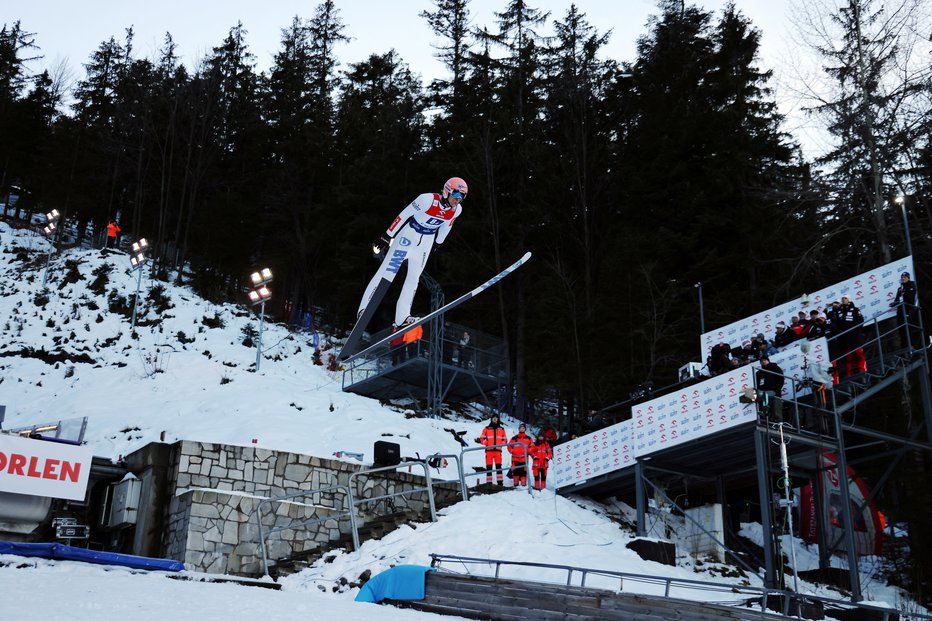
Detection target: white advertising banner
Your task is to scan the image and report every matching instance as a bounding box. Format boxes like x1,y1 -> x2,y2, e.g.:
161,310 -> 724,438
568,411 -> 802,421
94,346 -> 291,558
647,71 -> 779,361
700,256 -> 913,360
631,364 -> 757,457
551,420 -> 634,489
0,434 -> 93,501
552,337 -> 830,489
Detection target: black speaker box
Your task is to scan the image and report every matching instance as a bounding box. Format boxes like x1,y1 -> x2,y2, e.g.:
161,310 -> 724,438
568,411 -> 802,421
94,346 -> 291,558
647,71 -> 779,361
373,440 -> 401,466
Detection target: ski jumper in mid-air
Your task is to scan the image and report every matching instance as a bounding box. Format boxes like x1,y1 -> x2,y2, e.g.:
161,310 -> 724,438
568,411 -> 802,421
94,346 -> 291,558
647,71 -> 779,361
357,177 -> 467,327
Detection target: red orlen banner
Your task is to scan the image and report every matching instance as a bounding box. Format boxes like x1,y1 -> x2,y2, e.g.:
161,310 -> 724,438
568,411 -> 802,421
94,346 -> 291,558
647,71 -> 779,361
0,433 -> 93,501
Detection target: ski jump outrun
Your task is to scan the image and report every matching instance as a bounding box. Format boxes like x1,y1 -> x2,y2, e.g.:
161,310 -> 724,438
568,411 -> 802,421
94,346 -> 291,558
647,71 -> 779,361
338,176 -> 531,361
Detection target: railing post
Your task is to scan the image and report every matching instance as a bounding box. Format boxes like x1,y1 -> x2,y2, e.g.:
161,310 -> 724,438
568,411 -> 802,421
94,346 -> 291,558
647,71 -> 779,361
458,446 -> 471,501
423,462 -> 437,522
344,484 -> 360,551
256,499 -> 270,577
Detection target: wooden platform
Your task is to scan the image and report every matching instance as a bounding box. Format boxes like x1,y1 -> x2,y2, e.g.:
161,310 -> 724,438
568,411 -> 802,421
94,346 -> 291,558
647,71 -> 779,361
389,571 -> 790,621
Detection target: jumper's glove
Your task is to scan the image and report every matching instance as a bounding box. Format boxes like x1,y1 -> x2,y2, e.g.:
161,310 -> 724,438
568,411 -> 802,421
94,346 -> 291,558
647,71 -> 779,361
372,235 -> 391,257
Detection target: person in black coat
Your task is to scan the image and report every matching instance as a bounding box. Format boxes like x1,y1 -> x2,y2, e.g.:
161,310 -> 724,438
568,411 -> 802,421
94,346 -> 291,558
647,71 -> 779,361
772,321 -> 796,349
837,296 -> 866,376
756,356 -> 785,421
891,272 -> 920,349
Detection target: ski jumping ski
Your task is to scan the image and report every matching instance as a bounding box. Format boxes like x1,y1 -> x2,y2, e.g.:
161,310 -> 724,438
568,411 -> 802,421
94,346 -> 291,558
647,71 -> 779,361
340,251 -> 532,364
338,277 -> 393,361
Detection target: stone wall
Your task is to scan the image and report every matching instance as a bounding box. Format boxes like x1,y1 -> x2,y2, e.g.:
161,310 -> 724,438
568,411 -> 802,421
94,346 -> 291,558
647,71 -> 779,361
159,440 -> 456,575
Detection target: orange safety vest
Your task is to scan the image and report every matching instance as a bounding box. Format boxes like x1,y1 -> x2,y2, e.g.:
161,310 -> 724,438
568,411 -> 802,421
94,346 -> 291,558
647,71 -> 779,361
507,432 -> 533,462
480,425 -> 508,453
529,441 -> 553,468
107,222 -> 120,237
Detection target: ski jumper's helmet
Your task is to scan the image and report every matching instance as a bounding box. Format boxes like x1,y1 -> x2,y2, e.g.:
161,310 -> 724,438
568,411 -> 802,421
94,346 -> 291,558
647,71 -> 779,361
443,177 -> 468,200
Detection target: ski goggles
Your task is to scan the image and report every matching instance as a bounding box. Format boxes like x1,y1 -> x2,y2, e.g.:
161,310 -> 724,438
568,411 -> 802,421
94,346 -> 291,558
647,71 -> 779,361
449,190 -> 466,200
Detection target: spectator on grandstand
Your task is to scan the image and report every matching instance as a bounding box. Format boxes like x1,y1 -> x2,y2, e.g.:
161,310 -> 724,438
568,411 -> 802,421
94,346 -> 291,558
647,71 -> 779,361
708,342 -> 735,375
793,312 -> 812,338
837,296 -> 867,376
755,333 -> 778,357
733,339 -> 757,365
807,312 -> 828,340
582,409 -> 605,433
772,321 -> 796,348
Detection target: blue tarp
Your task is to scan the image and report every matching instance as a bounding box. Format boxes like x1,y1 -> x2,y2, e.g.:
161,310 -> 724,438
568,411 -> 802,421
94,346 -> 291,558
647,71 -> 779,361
0,541 -> 184,572
355,565 -> 435,603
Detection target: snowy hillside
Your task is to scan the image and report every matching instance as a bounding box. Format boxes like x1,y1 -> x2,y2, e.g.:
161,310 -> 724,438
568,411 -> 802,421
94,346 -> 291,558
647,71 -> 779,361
0,220 -> 924,619
0,220 -> 490,472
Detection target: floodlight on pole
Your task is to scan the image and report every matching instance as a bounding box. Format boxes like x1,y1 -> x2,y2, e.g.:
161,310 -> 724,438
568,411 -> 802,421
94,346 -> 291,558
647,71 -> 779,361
249,268 -> 273,371
694,282 -> 705,335
41,209 -> 62,288
894,195 -> 913,258
129,238 -> 150,336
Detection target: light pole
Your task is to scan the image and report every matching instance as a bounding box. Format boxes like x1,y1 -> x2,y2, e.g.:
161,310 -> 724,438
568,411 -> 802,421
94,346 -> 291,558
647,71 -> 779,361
41,209 -> 61,288
129,238 -> 150,336
248,268 -> 273,371
694,282 -> 705,334
894,195 -> 913,258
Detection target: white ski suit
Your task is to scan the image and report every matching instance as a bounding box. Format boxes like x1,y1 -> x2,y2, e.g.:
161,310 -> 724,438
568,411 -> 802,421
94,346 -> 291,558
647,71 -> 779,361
357,192 -> 462,326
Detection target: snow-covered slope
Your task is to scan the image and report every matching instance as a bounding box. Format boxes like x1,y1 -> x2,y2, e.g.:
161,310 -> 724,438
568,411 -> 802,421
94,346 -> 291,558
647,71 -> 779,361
0,220 -> 923,619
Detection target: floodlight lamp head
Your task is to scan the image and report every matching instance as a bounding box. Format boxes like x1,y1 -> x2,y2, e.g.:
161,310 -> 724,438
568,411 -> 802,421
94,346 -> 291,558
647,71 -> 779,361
249,285 -> 272,306
250,268 -> 273,287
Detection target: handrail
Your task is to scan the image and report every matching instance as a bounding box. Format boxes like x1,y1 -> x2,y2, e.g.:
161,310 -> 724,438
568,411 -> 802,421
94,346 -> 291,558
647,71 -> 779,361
428,553 -> 926,621
423,452 -> 468,500
348,460 -> 438,524
253,483 -> 356,578
458,442 -> 537,499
